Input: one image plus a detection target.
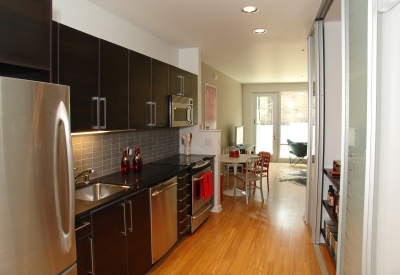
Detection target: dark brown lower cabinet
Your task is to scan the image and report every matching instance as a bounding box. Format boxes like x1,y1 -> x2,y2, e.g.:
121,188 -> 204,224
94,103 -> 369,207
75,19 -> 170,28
91,189 -> 151,275
75,215 -> 93,275
125,190 -> 152,275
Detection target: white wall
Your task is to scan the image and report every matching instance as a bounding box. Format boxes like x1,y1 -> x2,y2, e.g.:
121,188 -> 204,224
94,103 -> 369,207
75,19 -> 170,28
53,0 -> 199,71
373,3 -> 400,273
323,22 -> 342,167
242,83 -> 308,145
321,21 -> 342,237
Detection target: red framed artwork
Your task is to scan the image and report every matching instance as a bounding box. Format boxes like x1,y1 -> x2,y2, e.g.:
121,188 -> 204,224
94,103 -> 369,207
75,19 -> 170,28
204,83 -> 217,129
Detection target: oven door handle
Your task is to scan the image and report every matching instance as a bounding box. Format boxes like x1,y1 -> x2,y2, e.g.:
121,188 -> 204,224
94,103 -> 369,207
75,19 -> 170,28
193,160 -> 210,170
192,203 -> 212,219
193,170 -> 212,182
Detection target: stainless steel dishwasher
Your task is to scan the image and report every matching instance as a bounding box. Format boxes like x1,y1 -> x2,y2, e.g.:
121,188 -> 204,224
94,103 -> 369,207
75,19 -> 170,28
150,176 -> 178,264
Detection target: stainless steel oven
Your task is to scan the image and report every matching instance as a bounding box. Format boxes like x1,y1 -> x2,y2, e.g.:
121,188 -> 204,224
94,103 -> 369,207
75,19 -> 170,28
191,165 -> 213,233
168,95 -> 193,127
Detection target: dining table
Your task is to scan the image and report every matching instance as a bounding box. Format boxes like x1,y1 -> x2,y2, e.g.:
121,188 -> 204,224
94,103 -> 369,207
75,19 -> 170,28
220,154 -> 252,198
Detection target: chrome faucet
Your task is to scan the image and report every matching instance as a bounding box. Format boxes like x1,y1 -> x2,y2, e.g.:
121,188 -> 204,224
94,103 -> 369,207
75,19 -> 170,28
74,168 -> 95,185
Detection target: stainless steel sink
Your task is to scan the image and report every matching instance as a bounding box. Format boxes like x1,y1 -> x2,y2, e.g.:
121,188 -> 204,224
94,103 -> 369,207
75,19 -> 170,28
75,183 -> 130,201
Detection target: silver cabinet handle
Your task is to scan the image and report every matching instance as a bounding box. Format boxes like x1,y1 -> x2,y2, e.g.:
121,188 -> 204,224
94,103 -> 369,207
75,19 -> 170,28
88,237 -> 94,274
178,193 -> 190,202
92,97 -> 99,129
178,184 -> 190,191
178,174 -> 190,180
178,215 -> 190,224
126,200 -> 133,233
75,221 -> 90,232
179,225 -> 190,235
153,101 -> 157,126
120,203 -> 126,236
178,204 -> 190,213
177,75 -> 185,96
100,97 -> 106,129
182,76 -> 185,96
146,102 -> 156,126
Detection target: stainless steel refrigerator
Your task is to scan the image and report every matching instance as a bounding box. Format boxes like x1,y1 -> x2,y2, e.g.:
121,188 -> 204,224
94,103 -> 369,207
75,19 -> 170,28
0,77 -> 76,274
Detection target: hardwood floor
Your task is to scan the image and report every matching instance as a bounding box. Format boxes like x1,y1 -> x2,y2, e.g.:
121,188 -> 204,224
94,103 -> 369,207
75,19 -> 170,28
149,163 -> 322,275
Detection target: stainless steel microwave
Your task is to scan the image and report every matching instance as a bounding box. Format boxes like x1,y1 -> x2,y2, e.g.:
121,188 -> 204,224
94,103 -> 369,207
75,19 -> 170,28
168,95 -> 193,127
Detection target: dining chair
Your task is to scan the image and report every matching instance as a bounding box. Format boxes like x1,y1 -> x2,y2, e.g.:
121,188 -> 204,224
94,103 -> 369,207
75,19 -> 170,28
258,151 -> 271,192
234,156 -> 264,204
222,147 -> 243,189
243,151 -> 271,193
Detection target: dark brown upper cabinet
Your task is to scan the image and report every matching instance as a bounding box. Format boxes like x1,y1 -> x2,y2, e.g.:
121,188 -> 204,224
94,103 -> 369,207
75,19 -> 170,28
0,0 -> 51,81
58,24 -> 99,132
99,40 -> 129,130
129,51 -> 151,129
151,59 -> 169,127
129,55 -> 170,129
168,65 -> 198,125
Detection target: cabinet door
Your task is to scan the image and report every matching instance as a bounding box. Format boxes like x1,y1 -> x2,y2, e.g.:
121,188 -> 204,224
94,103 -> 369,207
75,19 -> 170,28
183,70 -> 198,125
92,199 -> 128,275
75,215 -> 93,275
76,234 -> 93,275
125,190 -> 152,275
151,59 -> 169,127
58,24 -> 99,132
129,51 -> 151,129
168,65 -> 183,96
0,0 -> 51,70
100,40 -> 129,130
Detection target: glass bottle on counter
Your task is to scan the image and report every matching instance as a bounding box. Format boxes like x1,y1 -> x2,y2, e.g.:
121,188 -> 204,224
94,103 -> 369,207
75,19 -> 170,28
132,146 -> 142,173
121,148 -> 130,175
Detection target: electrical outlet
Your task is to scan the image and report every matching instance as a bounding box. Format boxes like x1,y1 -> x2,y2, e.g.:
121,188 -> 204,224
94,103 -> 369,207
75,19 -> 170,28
205,138 -> 212,146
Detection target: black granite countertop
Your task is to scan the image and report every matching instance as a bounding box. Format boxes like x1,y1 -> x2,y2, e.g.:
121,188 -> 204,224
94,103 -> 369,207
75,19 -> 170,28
75,163 -> 190,218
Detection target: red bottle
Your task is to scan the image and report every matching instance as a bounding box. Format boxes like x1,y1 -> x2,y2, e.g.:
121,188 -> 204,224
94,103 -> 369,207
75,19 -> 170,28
132,146 -> 142,173
121,148 -> 130,175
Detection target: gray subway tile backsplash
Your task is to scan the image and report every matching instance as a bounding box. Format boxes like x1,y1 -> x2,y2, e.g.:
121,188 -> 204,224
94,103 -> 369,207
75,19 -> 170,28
72,128 -> 180,178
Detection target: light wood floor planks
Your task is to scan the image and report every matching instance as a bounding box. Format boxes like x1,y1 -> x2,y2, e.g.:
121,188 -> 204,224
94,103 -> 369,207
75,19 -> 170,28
149,163 -> 322,275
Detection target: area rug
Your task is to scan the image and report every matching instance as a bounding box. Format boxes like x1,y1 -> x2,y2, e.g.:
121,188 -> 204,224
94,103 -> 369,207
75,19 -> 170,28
276,169 -> 307,186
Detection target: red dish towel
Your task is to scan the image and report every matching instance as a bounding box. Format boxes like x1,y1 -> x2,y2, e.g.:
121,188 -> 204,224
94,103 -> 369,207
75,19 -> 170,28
200,171 -> 214,200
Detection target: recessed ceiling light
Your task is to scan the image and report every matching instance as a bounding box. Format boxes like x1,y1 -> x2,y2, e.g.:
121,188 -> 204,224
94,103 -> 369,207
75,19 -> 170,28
253,28 -> 267,34
241,6 -> 259,13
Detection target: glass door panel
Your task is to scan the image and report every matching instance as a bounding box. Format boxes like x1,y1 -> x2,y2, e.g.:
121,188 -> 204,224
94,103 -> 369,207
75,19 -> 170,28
252,93 -> 278,161
279,91 -> 309,158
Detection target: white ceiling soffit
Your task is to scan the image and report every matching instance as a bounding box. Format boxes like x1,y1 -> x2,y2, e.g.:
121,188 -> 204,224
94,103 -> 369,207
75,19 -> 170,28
324,0 -> 341,21
87,0 -> 323,83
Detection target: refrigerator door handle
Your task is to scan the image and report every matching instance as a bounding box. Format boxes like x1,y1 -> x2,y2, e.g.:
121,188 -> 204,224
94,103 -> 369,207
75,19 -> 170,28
55,101 -> 75,251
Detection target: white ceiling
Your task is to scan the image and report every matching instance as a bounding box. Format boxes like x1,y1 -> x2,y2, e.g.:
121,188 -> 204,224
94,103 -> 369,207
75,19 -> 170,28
87,0 -> 325,84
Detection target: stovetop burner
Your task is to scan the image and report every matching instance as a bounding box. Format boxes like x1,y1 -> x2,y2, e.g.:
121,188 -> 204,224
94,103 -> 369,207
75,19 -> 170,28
151,154 -> 214,168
